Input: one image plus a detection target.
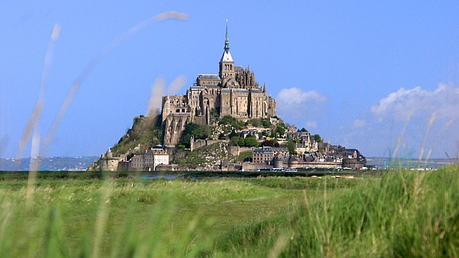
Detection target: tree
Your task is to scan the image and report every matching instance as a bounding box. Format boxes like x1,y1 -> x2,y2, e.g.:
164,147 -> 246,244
261,118 -> 271,128
210,108 -> 220,121
244,137 -> 259,147
229,129 -> 239,138
248,118 -> 261,127
287,140 -> 297,154
276,124 -> 285,137
184,123 -> 210,139
238,137 -> 245,146
314,134 -> 322,143
230,136 -> 240,146
219,115 -> 243,130
182,134 -> 191,147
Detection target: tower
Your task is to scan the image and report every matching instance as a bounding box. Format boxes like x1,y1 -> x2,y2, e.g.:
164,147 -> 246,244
219,19 -> 235,79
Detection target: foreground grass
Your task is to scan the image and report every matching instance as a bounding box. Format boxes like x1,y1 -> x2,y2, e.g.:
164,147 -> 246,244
0,166 -> 458,257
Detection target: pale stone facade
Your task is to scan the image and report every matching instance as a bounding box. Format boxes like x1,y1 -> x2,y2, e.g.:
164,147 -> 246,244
129,155 -> 145,170
162,23 -> 277,146
145,148 -> 169,171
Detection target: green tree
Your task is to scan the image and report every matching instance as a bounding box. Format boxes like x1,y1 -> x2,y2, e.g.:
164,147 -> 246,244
182,134 -> 192,147
261,119 -> 272,128
248,118 -> 261,127
276,124 -> 285,137
219,115 -> 243,130
238,138 -> 245,146
184,123 -> 210,139
229,129 -> 239,138
210,108 -> 220,123
287,140 -> 297,154
230,136 -> 240,146
314,134 -> 322,143
244,137 -> 259,147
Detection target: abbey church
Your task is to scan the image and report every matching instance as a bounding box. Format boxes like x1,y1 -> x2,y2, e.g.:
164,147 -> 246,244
161,23 -> 277,145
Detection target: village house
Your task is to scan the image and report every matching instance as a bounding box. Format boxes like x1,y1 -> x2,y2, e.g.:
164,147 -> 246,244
253,146 -> 274,164
145,147 -> 169,171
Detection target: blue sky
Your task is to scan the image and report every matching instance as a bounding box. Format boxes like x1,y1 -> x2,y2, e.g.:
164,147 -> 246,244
1,1 -> 459,159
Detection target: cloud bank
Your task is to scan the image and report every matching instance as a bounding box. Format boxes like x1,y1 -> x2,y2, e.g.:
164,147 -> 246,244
276,88 -> 327,104
370,83 -> 459,121
275,84 -> 458,158
276,87 -> 328,129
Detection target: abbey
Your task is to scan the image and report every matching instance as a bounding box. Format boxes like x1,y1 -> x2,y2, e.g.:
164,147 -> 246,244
161,23 -> 277,145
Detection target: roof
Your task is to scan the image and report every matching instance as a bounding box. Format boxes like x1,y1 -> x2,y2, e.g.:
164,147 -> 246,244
253,146 -> 273,154
221,88 -> 251,92
198,74 -> 220,80
235,65 -> 243,71
220,49 -> 233,62
190,86 -> 204,91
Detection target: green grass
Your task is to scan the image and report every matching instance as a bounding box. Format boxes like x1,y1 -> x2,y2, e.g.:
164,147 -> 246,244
1,166 -> 459,257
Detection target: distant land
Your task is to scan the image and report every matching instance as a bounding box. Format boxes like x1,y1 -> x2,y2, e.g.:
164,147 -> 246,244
0,156 -> 455,172
0,157 -> 98,171
366,157 -> 455,169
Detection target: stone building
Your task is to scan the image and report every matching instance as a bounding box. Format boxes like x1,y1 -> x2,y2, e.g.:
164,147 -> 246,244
145,147 -> 169,171
162,22 -> 277,145
253,146 -> 274,164
129,155 -> 145,171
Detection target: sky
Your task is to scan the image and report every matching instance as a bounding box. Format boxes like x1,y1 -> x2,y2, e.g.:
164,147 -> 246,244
1,1 -> 459,159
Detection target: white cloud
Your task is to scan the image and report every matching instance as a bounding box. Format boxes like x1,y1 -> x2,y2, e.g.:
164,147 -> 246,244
275,88 -> 328,129
305,121 -> 317,128
370,83 -> 459,121
276,88 -> 327,104
353,119 -> 365,128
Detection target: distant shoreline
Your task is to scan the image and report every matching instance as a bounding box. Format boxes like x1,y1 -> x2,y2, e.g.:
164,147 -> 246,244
0,156 -> 456,172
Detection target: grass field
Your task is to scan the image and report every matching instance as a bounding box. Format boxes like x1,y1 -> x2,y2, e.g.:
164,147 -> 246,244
1,166 -> 458,257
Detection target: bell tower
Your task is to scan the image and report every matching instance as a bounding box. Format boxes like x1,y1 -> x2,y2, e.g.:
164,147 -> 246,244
219,19 -> 235,79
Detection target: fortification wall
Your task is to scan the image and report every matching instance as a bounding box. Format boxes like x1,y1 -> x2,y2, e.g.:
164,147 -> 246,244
99,158 -> 120,171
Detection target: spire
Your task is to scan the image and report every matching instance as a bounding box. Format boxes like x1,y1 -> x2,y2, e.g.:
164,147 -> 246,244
263,83 -> 266,93
224,19 -> 230,51
220,19 -> 233,63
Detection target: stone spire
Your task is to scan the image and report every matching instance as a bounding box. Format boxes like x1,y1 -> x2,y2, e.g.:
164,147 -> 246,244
224,19 -> 230,50
220,19 -> 233,62
219,19 -> 234,79
263,83 -> 266,93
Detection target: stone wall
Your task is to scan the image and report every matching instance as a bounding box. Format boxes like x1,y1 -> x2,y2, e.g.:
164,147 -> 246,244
191,139 -> 226,150
291,161 -> 341,169
228,145 -> 240,156
242,162 -> 273,171
156,164 -> 178,171
99,158 -> 120,171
